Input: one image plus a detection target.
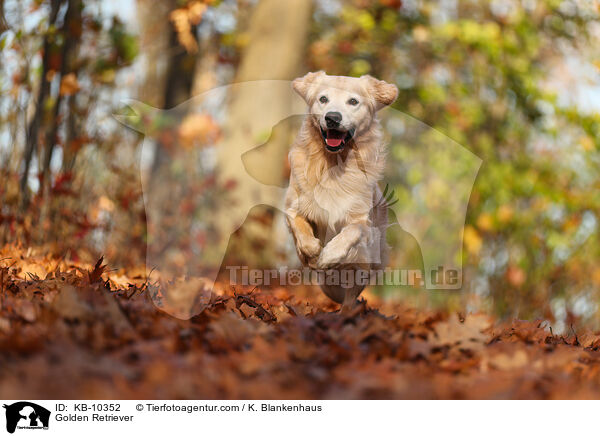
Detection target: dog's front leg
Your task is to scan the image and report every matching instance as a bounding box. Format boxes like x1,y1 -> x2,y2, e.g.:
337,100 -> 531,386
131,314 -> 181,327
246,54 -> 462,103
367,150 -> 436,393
317,223 -> 365,269
286,214 -> 322,266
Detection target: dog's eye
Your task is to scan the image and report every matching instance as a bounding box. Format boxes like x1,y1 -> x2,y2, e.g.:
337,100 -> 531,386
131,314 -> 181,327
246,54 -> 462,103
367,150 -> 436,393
347,98 -> 359,106
319,95 -> 328,104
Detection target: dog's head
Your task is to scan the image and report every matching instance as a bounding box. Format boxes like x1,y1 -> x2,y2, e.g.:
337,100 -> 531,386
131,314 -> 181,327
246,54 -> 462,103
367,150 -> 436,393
293,71 -> 398,153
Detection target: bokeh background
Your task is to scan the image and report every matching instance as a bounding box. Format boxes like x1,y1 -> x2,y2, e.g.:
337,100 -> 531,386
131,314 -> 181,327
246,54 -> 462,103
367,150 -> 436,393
2,0 -> 600,331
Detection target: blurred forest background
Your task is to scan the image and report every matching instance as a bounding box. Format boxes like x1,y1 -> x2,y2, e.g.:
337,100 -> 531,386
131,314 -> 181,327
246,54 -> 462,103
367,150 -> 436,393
1,0 -> 600,331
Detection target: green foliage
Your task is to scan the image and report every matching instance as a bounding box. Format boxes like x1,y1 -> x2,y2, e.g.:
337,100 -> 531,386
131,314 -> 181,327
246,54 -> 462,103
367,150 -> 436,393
109,17 -> 139,65
309,0 -> 600,327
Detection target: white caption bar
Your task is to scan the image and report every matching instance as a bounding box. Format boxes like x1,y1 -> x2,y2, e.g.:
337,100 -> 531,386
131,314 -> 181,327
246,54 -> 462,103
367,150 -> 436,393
0,400 -> 594,435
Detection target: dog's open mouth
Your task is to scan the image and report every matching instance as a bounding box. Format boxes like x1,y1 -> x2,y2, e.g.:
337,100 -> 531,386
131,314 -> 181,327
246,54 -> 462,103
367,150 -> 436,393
320,128 -> 355,153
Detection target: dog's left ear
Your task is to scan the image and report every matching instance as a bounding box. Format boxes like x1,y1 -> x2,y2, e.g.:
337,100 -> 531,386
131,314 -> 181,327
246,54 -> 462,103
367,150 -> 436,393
292,71 -> 325,102
361,75 -> 399,110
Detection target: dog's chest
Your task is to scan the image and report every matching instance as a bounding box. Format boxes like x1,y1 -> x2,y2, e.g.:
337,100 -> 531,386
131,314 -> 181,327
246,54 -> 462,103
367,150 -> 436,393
301,167 -> 372,228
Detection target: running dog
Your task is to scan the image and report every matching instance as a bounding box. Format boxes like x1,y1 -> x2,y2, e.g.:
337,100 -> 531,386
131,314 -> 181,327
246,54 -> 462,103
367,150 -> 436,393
285,71 -> 398,309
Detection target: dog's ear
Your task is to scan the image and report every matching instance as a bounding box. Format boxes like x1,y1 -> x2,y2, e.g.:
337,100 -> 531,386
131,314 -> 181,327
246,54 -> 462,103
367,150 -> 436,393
292,71 -> 325,102
361,75 -> 399,110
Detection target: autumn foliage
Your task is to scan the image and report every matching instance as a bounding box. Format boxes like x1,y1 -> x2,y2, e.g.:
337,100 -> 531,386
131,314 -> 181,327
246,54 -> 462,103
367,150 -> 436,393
3,244 -> 600,400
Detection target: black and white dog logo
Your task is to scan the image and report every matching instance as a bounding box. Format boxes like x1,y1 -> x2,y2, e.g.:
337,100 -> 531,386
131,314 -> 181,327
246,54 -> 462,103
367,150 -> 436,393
3,402 -> 50,434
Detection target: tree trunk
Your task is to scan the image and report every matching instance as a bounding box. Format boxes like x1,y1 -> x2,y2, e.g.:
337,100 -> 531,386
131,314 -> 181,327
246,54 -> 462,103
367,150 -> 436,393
40,0 -> 82,194
136,0 -> 173,108
0,0 -> 8,32
150,20 -> 198,175
19,0 -> 62,209
216,0 -> 313,267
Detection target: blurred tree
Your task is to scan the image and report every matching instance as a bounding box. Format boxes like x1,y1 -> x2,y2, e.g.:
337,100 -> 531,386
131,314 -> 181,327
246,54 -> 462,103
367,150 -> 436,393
0,0 -> 8,32
217,0 -> 312,267
40,0 -> 83,194
1,0 -> 138,254
150,0 -> 200,173
19,0 -> 61,208
137,0 -> 173,107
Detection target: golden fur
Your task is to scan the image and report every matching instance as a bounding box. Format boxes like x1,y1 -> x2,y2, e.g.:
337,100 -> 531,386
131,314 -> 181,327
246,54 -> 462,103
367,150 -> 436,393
285,72 -> 398,308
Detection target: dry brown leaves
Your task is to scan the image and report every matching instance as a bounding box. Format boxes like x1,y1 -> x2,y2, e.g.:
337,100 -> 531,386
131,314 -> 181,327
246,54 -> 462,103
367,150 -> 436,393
2,244 -> 600,399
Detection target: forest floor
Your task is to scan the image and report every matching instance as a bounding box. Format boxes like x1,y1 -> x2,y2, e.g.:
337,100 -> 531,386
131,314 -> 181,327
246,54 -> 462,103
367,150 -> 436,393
2,245 -> 600,399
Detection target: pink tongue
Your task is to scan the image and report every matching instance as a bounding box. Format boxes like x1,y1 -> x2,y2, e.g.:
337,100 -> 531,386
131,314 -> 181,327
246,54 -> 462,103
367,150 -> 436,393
326,130 -> 344,147
326,137 -> 343,147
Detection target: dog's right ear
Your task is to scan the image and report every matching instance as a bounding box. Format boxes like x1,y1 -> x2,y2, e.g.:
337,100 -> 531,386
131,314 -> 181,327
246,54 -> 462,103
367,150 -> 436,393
292,71 -> 325,102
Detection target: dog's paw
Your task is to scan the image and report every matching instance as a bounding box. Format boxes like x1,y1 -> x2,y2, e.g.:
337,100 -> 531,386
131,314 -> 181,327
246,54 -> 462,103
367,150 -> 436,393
298,236 -> 322,259
317,242 -> 352,269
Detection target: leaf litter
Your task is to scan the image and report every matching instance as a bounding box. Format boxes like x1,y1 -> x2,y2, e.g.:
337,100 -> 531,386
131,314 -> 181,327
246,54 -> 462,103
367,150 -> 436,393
1,245 -> 600,399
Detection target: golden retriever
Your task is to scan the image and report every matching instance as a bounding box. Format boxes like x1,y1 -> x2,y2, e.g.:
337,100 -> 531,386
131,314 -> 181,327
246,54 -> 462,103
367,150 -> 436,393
285,71 -> 399,309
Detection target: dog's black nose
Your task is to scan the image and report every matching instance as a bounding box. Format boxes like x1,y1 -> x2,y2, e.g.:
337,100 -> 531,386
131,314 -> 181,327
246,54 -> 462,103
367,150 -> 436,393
325,111 -> 342,128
